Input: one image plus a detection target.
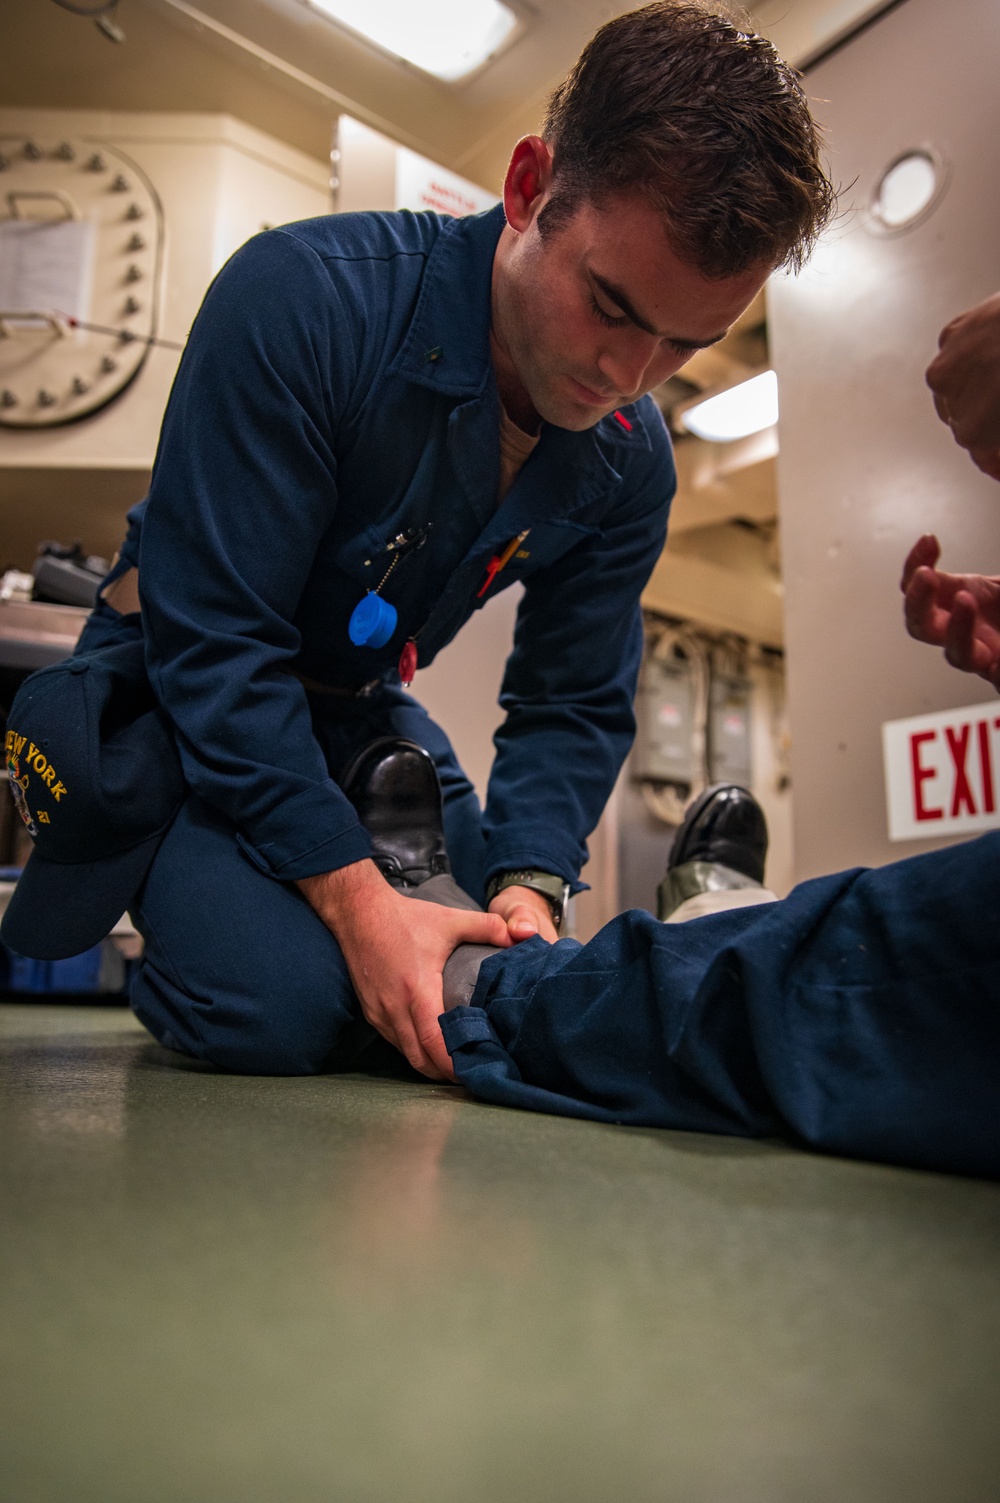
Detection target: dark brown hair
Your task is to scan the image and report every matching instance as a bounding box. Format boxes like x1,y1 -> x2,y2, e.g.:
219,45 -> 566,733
540,1 -> 835,276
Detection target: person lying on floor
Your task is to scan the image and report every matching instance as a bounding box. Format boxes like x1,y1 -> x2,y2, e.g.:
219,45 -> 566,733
334,735 -> 1000,1185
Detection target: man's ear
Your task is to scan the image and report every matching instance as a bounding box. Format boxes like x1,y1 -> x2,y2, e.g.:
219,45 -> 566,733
503,136 -> 554,233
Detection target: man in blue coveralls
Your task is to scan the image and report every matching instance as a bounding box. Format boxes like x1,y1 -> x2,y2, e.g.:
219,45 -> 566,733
3,5 -> 835,1078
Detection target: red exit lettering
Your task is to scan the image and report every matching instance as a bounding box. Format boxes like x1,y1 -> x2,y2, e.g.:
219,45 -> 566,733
909,717 -> 1000,822
910,730 -> 942,821
945,724 -> 975,816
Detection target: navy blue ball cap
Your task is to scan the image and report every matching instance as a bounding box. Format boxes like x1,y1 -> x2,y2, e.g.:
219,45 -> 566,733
1,638 -> 186,961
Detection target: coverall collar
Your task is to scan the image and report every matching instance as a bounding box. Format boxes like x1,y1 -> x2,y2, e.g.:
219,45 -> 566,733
389,202 -> 655,469
389,204 -> 504,398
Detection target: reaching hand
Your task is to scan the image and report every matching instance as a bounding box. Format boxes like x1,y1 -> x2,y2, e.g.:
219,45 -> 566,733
901,534 -> 1000,692
926,290 -> 1000,480
298,860 -> 511,1081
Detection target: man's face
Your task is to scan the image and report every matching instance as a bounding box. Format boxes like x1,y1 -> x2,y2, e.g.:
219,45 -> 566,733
492,184 -> 771,433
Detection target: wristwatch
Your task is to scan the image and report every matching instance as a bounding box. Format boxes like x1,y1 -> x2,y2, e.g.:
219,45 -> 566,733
485,869 -> 571,932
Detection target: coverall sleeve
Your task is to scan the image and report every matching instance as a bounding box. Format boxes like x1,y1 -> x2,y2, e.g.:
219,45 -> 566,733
139,230 -> 373,881
482,435 -> 674,888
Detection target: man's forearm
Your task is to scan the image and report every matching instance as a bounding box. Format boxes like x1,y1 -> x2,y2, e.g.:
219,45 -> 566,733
297,857 -> 386,937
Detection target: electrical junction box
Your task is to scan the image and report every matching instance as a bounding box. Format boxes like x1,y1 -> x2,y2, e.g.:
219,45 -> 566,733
708,671 -> 753,787
633,650 -> 697,787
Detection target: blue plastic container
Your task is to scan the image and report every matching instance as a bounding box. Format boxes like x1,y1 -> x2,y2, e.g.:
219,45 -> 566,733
5,945 -> 106,993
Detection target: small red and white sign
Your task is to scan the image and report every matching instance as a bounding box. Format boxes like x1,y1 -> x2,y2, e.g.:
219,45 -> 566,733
883,700 -> 1000,841
395,149 -> 499,219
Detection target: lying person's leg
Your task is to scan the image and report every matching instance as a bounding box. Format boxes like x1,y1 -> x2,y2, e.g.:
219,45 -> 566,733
657,783 -> 780,921
435,782 -> 780,1009
333,746 -> 997,1176
437,834 -> 1000,1178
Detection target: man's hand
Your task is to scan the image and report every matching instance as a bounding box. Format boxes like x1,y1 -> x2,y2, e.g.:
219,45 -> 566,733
298,860 -> 510,1082
902,534 -> 1000,691
926,291 -> 1000,480
488,884 -> 560,944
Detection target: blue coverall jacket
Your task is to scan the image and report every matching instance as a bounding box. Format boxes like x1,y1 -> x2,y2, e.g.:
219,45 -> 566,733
115,203 -> 674,893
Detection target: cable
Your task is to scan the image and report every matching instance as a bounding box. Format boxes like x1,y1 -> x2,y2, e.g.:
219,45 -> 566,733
60,315 -> 184,352
3,312 -> 183,352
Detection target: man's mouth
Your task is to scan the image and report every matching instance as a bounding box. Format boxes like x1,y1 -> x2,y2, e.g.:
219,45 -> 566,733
568,376 -> 615,407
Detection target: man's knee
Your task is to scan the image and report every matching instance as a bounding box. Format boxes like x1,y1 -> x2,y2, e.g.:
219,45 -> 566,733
131,952 -> 365,1074
131,794 -> 364,1075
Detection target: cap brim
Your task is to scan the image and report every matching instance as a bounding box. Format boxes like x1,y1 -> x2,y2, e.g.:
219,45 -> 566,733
0,835 -> 160,961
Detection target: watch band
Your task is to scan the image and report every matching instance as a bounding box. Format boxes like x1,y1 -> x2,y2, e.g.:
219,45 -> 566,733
486,868 -> 571,931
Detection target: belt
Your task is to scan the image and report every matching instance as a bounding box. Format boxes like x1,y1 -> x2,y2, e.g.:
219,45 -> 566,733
292,669 -> 383,698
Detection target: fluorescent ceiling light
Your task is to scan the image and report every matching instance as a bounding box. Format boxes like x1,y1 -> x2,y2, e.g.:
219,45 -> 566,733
306,0 -> 518,80
681,370 -> 779,443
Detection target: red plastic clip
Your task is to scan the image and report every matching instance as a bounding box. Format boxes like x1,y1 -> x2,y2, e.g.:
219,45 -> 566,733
398,639 -> 418,687
477,556 -> 502,599
613,409 -> 633,432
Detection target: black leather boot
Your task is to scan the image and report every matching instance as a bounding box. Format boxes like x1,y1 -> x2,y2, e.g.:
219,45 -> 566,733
340,737 -> 452,890
657,783 -> 768,921
340,737 -> 503,1008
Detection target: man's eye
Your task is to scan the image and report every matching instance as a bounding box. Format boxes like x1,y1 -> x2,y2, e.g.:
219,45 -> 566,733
668,340 -> 695,358
589,293 -> 627,329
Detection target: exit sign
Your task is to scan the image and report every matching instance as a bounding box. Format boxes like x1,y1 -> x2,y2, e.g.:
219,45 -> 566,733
883,700 -> 1000,841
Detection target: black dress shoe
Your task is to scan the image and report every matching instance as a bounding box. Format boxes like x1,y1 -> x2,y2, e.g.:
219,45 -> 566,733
669,783 -> 768,879
340,737 -> 451,889
657,783 -> 768,920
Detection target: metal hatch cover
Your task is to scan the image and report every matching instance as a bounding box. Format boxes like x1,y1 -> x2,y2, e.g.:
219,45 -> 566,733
0,135 -> 164,428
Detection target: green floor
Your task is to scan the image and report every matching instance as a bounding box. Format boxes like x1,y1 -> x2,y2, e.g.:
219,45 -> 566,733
2,1004 -> 999,1503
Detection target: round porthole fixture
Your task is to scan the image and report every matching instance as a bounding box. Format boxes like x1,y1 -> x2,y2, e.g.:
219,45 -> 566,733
869,147 -> 947,234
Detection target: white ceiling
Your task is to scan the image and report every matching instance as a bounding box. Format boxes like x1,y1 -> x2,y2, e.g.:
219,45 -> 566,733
139,0 -> 898,188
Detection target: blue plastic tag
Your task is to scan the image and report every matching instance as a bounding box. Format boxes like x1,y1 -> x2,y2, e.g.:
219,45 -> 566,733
349,592 -> 397,648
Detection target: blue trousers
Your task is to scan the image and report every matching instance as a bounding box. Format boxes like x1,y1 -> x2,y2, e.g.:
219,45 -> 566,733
128,690 -> 484,1077
77,597 -> 484,1077
443,833 -> 1000,1180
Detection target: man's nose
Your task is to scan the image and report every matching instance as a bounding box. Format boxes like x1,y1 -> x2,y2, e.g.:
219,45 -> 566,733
596,338 -> 660,400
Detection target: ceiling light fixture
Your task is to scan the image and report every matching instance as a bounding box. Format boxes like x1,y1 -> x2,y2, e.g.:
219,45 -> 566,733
305,0 -> 518,81
680,370 -> 779,443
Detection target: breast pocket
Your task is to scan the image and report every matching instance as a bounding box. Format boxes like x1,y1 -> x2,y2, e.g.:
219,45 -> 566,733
334,523 -> 397,588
